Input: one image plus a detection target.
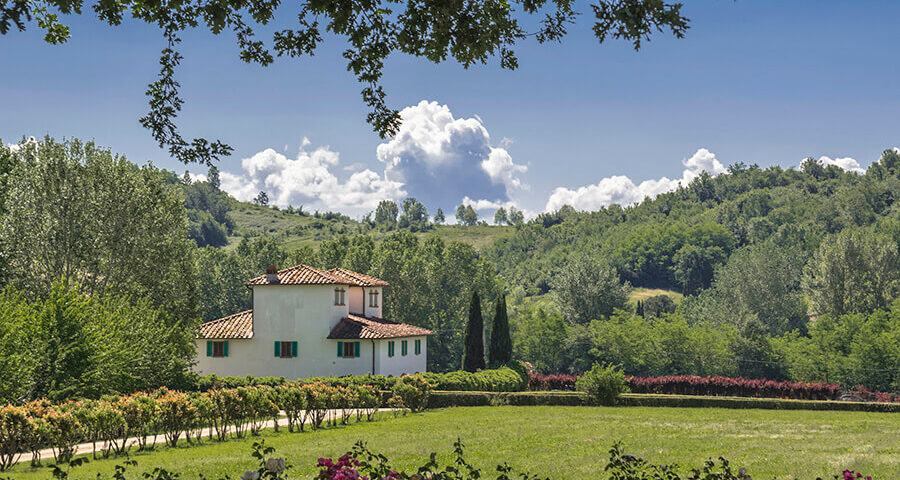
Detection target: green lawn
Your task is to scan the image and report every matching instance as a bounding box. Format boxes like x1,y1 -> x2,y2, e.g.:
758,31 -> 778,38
10,406 -> 899,479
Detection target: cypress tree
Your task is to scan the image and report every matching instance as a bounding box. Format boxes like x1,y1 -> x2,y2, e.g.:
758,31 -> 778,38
462,291 -> 486,372
489,294 -> 512,367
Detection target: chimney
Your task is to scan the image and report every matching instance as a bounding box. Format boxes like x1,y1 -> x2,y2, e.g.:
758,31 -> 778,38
265,265 -> 280,284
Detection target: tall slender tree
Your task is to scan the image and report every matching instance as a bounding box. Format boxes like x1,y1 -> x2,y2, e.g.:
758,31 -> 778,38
462,292 -> 486,372
489,294 -> 512,367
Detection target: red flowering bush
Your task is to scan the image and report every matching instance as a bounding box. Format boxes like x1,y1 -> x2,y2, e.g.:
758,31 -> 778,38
528,373 -> 578,391
840,470 -> 873,480
317,453 -> 373,480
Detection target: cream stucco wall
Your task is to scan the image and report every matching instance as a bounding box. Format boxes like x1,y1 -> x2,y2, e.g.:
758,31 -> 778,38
194,284 -> 424,379
376,336 -> 427,377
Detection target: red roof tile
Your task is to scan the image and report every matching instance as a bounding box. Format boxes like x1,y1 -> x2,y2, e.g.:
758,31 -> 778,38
246,264 -> 347,286
198,310 -> 253,339
328,314 -> 432,339
246,264 -> 389,287
328,267 -> 389,287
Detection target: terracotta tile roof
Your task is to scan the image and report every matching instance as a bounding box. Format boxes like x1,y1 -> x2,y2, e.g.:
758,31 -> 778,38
198,310 -> 253,339
246,264 -> 348,286
328,314 -> 432,340
328,267 -> 389,287
246,264 -> 389,287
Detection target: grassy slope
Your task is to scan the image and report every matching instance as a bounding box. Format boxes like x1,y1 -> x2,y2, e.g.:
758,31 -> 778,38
629,287 -> 684,305
13,406 -> 899,479
225,201 -> 513,252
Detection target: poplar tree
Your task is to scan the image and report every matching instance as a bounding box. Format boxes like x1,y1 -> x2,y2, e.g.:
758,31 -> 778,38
489,294 -> 512,367
462,292 -> 486,372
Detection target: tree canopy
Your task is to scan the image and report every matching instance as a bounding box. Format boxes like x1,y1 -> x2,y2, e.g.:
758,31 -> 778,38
1,1 -> 690,164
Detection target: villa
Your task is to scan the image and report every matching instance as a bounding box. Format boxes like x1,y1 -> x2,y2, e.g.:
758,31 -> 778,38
195,264 -> 432,378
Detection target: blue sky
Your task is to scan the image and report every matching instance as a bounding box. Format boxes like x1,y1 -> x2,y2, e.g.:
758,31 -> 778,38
2,0 -> 899,217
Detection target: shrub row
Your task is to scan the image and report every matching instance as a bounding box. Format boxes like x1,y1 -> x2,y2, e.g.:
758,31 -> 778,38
0,379 -> 427,472
426,391 -> 900,412
529,373 -> 900,403
193,367 -> 527,394
527,373 -> 578,391
420,366 -> 527,392
627,375 -> 843,400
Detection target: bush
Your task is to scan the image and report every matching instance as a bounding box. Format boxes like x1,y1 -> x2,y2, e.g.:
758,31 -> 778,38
528,373 -> 578,391
627,375 -> 843,400
576,363 -> 629,405
390,376 -> 433,412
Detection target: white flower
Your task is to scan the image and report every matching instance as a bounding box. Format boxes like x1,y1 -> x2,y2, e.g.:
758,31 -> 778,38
265,457 -> 286,474
241,471 -> 260,480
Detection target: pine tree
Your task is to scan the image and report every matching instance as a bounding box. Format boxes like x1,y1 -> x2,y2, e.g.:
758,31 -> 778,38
462,291 -> 486,372
489,294 -> 512,367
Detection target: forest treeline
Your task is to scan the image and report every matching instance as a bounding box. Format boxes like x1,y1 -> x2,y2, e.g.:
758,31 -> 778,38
0,137 -> 897,403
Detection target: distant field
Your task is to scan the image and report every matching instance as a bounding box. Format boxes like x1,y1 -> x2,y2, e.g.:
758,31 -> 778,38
629,287 -> 684,305
11,406 -> 898,479
225,201 -> 513,252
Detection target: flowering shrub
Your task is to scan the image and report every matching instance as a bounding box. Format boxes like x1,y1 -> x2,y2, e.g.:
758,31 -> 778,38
839,470 -> 872,480
0,405 -> 31,471
627,376 -> 843,400
390,376 -> 433,413
849,386 -> 897,404
528,373 -> 578,391
527,373 -> 900,403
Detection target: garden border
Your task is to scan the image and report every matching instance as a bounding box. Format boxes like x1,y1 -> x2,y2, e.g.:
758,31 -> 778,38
426,391 -> 900,412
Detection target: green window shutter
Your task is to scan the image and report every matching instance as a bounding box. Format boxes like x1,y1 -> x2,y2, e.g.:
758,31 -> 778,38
291,341 -> 298,358
354,341 -> 360,358
337,342 -> 343,358
223,341 -> 229,357
274,341 -> 281,357
388,341 -> 394,357
206,340 -> 212,357
402,340 -> 407,356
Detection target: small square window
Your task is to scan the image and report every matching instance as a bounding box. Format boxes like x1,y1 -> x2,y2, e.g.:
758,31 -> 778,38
334,288 -> 346,306
280,341 -> 292,358
368,291 -> 379,308
212,341 -> 225,357
342,341 -> 359,358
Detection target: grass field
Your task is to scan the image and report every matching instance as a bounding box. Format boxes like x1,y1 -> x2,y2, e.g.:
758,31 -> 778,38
629,287 -> 684,305
10,406 -> 899,479
224,201 -> 513,253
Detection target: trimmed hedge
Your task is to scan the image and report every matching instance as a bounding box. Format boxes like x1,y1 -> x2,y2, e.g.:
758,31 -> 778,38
420,366 -> 526,392
627,375 -> 842,401
427,391 -> 900,412
193,367 -> 527,394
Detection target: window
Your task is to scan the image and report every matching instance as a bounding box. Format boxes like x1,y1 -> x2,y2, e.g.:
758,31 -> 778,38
368,290 -> 379,308
275,341 -> 297,358
387,340 -> 395,357
334,288 -> 346,306
414,339 -> 421,355
207,340 -> 228,358
401,340 -> 408,356
337,341 -> 360,358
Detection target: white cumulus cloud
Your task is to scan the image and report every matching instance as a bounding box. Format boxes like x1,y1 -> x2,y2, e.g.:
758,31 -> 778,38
218,139 -> 404,213
544,148 -> 726,212
376,100 -> 527,209
803,155 -> 865,174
